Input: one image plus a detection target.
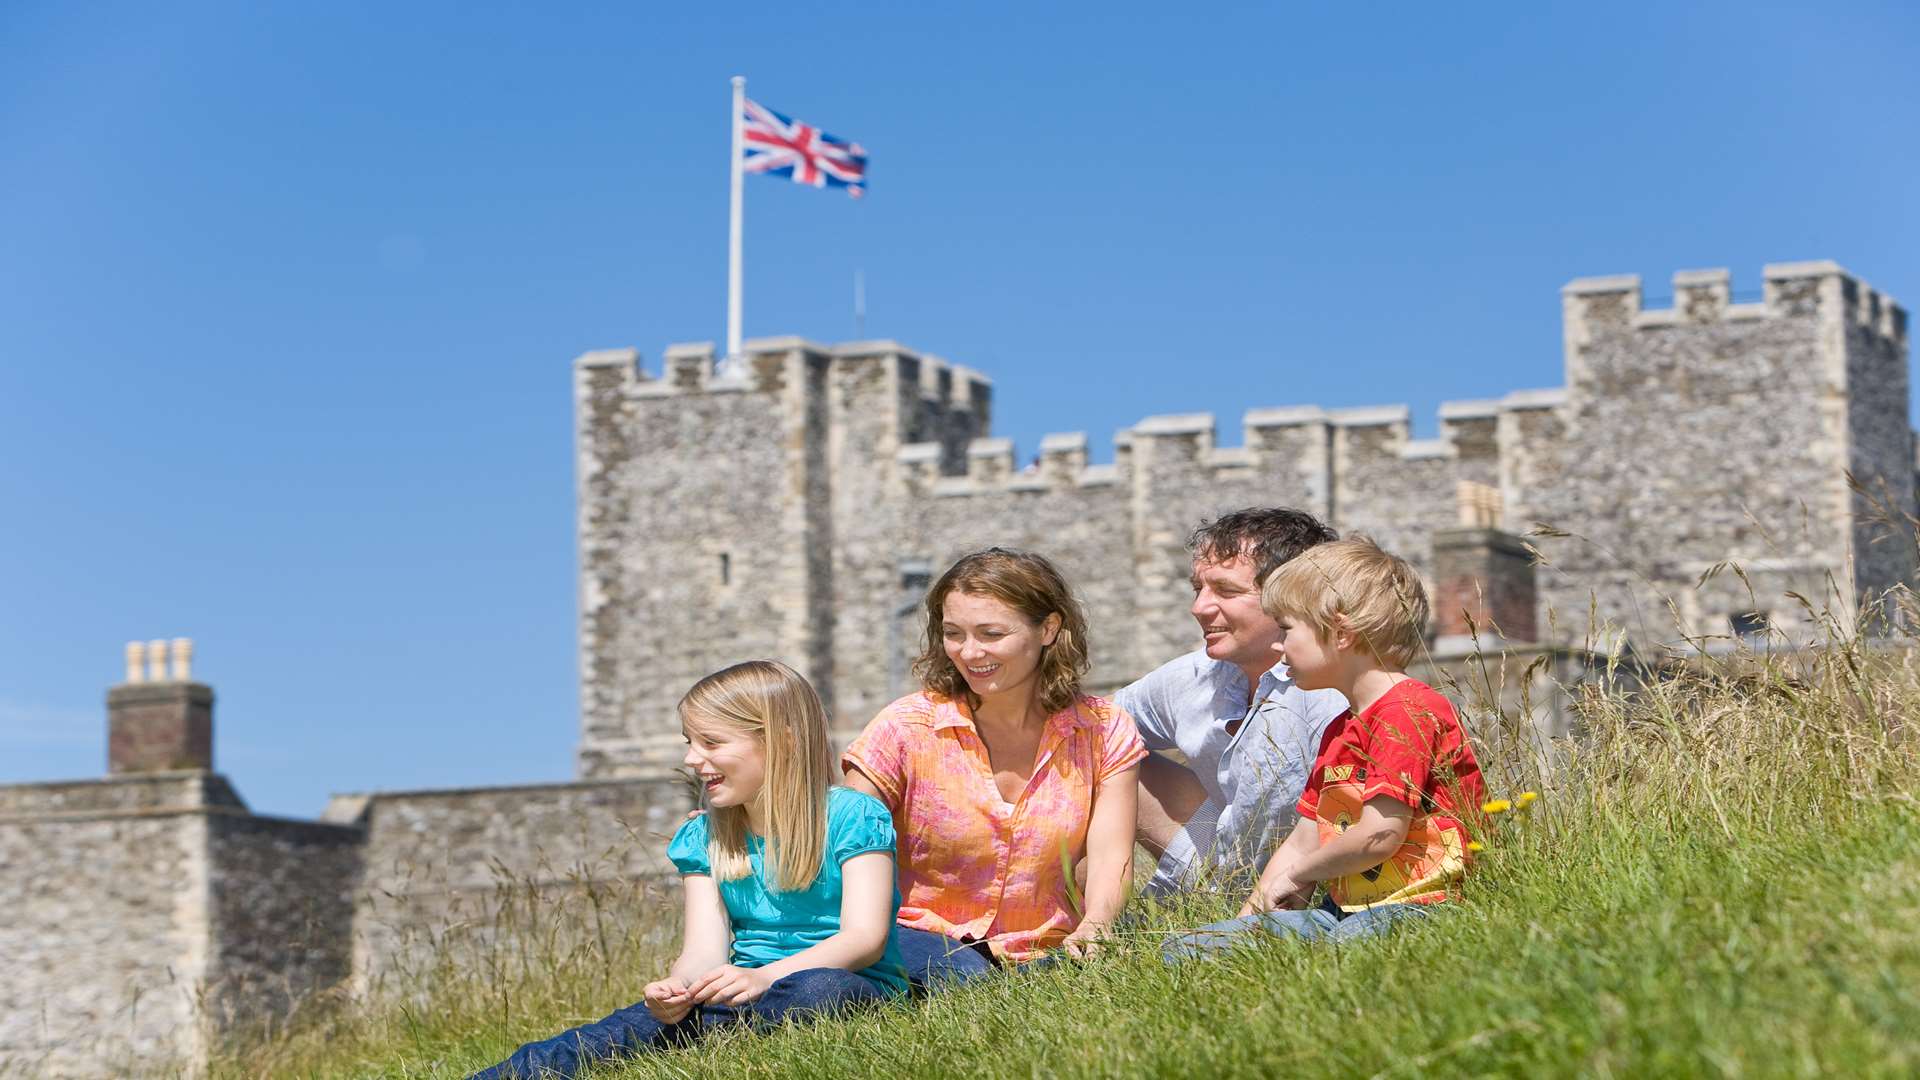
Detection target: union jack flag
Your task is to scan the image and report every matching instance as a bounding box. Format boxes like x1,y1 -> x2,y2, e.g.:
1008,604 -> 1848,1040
742,98 -> 868,198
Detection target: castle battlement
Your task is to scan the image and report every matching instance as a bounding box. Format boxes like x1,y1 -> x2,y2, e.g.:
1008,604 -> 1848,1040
893,389 -> 1590,498
579,337 -> 996,412
1563,262 -> 1908,345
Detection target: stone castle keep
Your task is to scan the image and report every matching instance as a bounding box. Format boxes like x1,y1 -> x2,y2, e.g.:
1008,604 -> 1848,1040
1,260 -> 1911,1076
575,260 -> 1914,774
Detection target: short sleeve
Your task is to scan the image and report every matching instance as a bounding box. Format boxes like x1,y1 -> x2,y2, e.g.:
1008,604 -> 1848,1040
1096,703 -> 1149,784
1296,718 -> 1344,817
1114,667 -> 1176,752
841,701 -> 915,806
828,788 -> 899,865
666,814 -> 712,876
1358,692 -> 1452,809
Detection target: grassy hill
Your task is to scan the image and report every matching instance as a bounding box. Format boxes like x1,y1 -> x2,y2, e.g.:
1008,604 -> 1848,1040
213,633 -> 1920,1079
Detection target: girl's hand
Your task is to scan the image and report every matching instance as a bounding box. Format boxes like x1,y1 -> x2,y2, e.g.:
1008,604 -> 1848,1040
687,964 -> 776,1006
1061,919 -> 1113,959
642,977 -> 693,1024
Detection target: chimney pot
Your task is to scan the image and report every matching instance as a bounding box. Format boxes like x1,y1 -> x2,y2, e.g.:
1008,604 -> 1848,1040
109,640 -> 213,773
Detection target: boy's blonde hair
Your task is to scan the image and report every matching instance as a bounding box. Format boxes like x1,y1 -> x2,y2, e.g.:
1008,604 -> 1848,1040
1261,536 -> 1430,669
679,660 -> 835,891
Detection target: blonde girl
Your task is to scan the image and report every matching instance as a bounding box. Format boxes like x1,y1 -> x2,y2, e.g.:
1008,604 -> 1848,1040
471,660 -> 906,1080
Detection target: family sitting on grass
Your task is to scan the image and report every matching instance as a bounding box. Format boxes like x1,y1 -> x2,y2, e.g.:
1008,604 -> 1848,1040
472,508 -> 1487,1079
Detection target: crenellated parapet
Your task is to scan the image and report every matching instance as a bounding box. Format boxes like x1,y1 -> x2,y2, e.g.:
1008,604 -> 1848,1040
1562,262 -> 1907,363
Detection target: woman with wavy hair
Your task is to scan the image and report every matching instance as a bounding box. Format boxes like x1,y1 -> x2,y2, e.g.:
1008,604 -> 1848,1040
842,548 -> 1145,986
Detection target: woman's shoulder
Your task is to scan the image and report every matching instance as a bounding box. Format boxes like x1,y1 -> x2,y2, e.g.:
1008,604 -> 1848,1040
827,783 -> 893,821
1061,693 -> 1146,752
1065,692 -> 1131,728
874,690 -> 956,728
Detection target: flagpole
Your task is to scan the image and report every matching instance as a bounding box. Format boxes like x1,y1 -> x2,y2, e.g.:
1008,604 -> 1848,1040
724,75 -> 746,375
854,268 -> 866,339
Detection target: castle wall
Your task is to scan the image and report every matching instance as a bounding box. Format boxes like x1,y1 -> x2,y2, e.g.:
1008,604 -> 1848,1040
201,812 -> 362,1043
576,349 -> 643,776
822,344 -> 995,732
326,775 -> 690,996
823,346 -> 918,731
576,261 -> 1913,770
0,772 -> 367,1078
1330,409 -> 1463,578
1840,274 -> 1916,611
902,437 -> 1137,696
0,775 -> 227,1077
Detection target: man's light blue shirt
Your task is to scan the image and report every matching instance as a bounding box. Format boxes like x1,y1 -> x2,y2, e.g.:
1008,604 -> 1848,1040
1116,649 -> 1349,894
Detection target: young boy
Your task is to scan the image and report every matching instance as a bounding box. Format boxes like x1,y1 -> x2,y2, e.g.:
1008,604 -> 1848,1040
1163,536 -> 1486,957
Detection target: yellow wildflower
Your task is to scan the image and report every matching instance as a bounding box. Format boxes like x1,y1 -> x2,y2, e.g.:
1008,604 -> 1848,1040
1481,798 -> 1512,814
1517,791 -> 1539,807
1467,841 -> 1485,852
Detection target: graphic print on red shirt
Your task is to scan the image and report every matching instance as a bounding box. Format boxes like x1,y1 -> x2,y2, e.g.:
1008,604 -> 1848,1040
1296,678 -> 1486,909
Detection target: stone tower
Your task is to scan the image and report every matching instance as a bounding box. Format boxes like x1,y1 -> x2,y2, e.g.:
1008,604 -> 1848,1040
1522,262 -> 1913,642
574,339 -> 990,776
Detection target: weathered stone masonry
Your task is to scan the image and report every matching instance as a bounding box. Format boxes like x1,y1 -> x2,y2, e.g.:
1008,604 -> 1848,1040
577,261 -> 1914,775
0,772 -> 361,1078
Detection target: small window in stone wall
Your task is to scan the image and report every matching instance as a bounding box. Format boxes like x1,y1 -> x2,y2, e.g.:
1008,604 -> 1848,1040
718,552 -> 732,587
1729,610 -> 1770,642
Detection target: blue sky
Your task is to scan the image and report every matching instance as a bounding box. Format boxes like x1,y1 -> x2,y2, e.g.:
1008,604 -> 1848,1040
3,2 -> 1915,817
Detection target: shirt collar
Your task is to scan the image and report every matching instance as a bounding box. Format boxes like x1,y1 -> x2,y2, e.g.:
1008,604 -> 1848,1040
1257,660 -> 1297,694
931,694 -> 1091,733
1213,656 -> 1295,711
930,695 -> 975,731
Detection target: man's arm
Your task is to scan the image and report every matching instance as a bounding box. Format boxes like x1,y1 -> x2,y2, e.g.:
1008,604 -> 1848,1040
1115,666 -> 1178,752
1135,753 -> 1208,860
1241,797 -> 1412,915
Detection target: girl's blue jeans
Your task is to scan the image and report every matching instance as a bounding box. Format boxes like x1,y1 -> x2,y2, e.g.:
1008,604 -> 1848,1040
467,967 -> 885,1080
1161,896 -> 1432,962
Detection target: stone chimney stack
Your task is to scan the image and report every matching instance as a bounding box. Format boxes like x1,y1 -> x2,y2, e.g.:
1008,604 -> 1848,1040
1431,483 -> 1539,645
108,638 -> 213,774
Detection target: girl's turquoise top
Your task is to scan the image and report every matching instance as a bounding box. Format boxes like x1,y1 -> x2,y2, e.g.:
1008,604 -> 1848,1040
668,786 -> 908,995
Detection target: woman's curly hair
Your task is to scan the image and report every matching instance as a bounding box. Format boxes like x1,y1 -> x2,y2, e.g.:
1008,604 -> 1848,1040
913,548 -> 1090,715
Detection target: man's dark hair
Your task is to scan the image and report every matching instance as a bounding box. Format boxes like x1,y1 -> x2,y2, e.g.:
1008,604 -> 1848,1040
1187,507 -> 1338,586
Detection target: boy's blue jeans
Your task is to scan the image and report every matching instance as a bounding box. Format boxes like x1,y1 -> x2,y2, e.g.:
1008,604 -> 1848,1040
466,967 -> 885,1080
1161,896 -> 1432,962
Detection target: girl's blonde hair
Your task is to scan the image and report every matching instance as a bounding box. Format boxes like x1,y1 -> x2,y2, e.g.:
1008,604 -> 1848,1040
1261,536 -> 1430,669
679,659 -> 834,891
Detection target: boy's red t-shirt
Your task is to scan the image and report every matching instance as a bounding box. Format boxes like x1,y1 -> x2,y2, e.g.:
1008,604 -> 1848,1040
1296,677 -> 1486,910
